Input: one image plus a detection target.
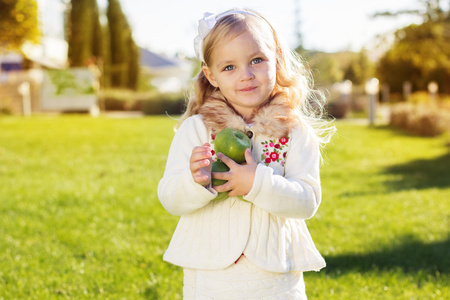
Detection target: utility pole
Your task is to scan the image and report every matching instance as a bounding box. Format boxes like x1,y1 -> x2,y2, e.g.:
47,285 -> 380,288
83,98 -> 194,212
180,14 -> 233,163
294,0 -> 303,48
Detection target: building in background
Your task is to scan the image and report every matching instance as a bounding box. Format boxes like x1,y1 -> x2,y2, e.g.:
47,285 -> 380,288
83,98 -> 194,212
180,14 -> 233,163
140,48 -> 194,93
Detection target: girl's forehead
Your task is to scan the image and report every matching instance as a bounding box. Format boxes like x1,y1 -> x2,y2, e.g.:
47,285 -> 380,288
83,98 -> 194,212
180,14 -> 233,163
219,30 -> 271,53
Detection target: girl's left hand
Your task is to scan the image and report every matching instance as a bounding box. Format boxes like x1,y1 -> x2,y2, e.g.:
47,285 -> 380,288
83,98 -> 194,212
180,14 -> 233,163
212,148 -> 257,197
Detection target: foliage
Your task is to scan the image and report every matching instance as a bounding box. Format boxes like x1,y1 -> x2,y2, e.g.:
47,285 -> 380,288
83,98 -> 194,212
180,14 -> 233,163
68,0 -> 98,66
67,0 -> 139,90
0,116 -> 448,298
106,0 -> 139,90
376,21 -> 450,93
0,0 -> 40,50
375,0 -> 450,93
390,101 -> 450,136
47,69 -> 96,95
343,49 -> 374,85
299,50 -> 344,85
298,50 -> 374,87
99,89 -> 185,115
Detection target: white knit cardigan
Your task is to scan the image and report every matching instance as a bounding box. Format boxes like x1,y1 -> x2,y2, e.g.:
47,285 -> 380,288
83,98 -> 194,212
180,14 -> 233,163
158,101 -> 326,273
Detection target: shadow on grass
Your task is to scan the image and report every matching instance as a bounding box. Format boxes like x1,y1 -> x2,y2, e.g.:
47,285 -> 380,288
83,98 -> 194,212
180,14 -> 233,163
383,153 -> 450,191
323,236 -> 449,276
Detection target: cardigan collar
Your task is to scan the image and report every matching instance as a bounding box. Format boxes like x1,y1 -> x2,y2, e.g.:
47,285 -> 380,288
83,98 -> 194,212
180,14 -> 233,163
198,94 -> 299,138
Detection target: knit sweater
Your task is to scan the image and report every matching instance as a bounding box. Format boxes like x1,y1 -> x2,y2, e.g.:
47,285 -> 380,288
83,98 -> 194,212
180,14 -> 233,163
157,100 -> 326,273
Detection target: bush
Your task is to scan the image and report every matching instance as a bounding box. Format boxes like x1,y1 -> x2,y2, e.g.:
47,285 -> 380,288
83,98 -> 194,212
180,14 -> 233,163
99,89 -> 186,115
390,103 -> 450,136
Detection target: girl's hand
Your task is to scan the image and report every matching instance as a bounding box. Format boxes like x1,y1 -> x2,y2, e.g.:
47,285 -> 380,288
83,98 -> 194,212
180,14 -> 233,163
190,143 -> 213,187
213,148 -> 257,197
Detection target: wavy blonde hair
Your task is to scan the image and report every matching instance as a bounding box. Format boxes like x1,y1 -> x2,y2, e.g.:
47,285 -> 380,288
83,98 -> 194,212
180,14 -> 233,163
178,9 -> 335,147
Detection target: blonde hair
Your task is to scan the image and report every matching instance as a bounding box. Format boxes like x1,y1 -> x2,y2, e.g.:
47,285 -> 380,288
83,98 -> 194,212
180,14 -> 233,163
179,9 -> 335,147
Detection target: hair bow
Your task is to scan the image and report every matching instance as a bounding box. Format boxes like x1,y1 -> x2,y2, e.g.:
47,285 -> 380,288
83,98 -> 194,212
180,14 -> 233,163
193,10 -> 260,63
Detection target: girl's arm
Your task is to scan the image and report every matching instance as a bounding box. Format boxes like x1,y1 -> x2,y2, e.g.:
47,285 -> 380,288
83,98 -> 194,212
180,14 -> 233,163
157,116 -> 217,216
244,126 -> 322,219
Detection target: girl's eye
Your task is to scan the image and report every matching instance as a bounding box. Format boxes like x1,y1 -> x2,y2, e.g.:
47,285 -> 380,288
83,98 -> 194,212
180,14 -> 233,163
251,58 -> 263,65
223,65 -> 235,71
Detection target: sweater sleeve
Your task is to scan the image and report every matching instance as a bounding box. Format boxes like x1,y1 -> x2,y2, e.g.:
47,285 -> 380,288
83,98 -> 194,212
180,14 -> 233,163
157,115 -> 217,216
244,126 -> 322,219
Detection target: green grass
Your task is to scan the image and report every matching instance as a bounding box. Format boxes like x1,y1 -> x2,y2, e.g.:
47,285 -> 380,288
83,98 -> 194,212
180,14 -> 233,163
0,116 -> 448,299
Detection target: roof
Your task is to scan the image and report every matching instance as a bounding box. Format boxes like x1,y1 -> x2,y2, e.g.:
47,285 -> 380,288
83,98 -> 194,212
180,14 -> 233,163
140,48 -> 181,69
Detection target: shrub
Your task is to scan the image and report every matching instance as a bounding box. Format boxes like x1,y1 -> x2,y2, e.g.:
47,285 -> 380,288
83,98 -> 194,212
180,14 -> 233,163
390,103 -> 450,137
99,89 -> 186,115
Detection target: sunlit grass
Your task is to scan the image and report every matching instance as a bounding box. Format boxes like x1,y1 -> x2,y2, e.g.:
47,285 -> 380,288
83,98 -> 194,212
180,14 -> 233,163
0,115 -> 448,299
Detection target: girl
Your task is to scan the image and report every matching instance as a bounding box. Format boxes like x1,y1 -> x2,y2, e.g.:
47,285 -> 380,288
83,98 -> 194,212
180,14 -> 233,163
158,8 -> 335,299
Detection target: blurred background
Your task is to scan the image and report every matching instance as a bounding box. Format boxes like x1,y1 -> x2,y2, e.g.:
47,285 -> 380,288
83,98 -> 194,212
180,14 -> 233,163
1,0 -> 449,135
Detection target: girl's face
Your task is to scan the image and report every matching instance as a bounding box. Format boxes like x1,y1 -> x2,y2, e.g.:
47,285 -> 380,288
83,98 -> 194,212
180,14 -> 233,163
202,30 -> 277,121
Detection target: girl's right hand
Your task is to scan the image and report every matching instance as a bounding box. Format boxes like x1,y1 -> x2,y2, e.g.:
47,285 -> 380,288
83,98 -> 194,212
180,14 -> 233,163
190,143 -> 213,187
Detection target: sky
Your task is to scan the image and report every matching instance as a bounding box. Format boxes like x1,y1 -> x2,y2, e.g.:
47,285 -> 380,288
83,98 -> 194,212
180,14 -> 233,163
97,0 -> 434,57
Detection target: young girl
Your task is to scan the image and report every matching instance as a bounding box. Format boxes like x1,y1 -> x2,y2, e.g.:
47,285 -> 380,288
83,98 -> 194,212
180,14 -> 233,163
158,8 -> 334,299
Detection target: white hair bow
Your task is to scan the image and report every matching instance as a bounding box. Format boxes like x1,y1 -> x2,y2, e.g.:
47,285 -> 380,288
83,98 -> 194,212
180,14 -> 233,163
193,10 -> 260,63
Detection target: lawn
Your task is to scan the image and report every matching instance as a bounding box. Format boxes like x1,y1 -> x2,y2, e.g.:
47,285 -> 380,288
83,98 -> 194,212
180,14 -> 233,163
0,115 -> 448,299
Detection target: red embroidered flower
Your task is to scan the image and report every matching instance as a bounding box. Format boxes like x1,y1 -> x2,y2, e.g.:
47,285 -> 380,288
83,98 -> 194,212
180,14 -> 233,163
279,137 -> 289,145
211,134 -> 216,140
269,142 -> 274,147
265,157 -> 272,164
211,150 -> 215,156
274,144 -> 280,149
283,152 -> 287,158
270,152 -> 279,161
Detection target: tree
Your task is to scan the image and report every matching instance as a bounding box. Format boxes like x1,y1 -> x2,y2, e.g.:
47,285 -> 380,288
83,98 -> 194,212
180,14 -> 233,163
377,0 -> 450,93
66,0 -> 139,89
375,2 -> 450,93
373,0 -> 448,23
106,0 -> 139,89
0,0 -> 40,51
344,49 -> 374,85
299,50 -> 344,85
67,0 -> 103,66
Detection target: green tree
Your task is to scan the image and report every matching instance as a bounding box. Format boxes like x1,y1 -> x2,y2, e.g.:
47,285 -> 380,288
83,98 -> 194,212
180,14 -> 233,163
67,0 -> 103,66
299,50 -> 343,85
0,0 -> 40,51
376,20 -> 450,93
106,0 -> 139,89
344,49 -> 374,85
375,0 -> 450,93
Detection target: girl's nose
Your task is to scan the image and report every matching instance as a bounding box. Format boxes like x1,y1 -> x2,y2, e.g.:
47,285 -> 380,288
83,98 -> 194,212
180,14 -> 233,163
241,67 -> 255,81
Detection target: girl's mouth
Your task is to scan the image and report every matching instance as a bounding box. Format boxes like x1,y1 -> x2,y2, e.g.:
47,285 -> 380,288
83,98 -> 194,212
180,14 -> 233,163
239,86 -> 257,92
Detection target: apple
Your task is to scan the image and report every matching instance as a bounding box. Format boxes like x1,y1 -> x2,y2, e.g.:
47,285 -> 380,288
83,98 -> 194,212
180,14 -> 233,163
214,128 -> 252,164
211,160 -> 229,201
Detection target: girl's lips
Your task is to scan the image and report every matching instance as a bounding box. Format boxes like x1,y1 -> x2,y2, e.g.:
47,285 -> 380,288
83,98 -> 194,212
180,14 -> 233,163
239,86 -> 257,92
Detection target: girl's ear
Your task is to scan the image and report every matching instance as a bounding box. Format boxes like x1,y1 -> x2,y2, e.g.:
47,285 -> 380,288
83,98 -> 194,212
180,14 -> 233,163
202,65 -> 219,87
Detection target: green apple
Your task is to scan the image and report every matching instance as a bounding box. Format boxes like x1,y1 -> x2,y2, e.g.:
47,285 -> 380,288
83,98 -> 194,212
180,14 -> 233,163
211,160 -> 229,201
214,128 -> 252,164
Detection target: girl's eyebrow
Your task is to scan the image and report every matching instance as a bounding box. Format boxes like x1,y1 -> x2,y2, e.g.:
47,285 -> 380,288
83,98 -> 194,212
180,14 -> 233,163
215,60 -> 234,69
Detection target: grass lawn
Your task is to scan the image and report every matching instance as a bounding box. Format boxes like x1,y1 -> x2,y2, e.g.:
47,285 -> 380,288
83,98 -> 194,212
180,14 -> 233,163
0,115 -> 448,299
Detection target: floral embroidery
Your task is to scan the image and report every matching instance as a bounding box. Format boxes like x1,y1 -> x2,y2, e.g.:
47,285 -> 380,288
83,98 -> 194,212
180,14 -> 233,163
210,134 -> 217,161
261,136 -> 290,166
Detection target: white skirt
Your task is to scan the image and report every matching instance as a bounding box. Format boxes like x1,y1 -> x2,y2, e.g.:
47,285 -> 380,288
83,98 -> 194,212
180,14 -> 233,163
183,256 -> 307,299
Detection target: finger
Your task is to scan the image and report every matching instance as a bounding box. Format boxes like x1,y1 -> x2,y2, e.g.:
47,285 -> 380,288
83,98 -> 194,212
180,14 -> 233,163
192,144 -> 212,155
190,158 -> 211,173
213,183 -> 231,193
211,171 -> 229,181
191,148 -> 212,163
243,148 -> 255,164
216,153 -> 237,167
195,174 -> 210,185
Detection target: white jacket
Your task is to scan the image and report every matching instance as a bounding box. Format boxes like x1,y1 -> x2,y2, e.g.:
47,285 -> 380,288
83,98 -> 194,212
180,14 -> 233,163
158,113 -> 326,273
